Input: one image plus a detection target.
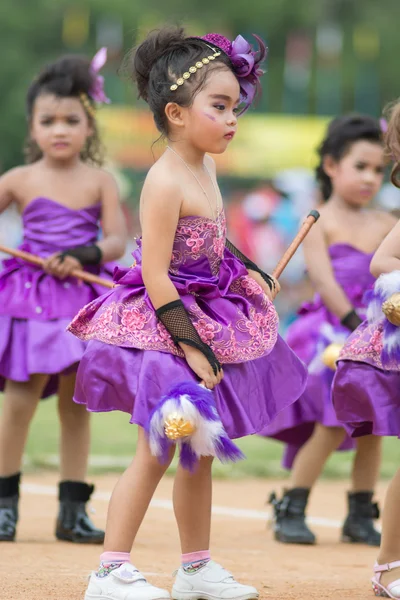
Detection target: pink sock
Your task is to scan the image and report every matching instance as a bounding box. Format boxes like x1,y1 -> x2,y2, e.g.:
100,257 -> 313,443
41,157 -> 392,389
100,551 -> 131,564
182,550 -> 211,572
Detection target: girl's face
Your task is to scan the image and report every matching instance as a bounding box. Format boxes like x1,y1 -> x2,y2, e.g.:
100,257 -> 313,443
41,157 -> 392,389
178,68 -> 240,154
325,140 -> 384,207
30,93 -> 93,163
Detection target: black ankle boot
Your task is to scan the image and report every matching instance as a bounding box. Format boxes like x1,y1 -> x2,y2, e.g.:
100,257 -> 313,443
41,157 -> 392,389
56,481 -> 105,544
269,488 -> 316,545
341,491 -> 381,546
0,473 -> 20,542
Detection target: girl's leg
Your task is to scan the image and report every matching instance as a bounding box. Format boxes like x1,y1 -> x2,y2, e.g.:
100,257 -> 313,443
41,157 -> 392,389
351,434 -> 382,492
372,468 -> 400,596
0,375 -> 49,475
290,424 -> 346,489
0,375 -> 48,541
104,426 -> 175,551
58,372 -> 90,481
56,372 -> 104,544
173,456 -> 213,554
84,428 -> 174,600
272,424 -> 345,545
172,456 -> 258,600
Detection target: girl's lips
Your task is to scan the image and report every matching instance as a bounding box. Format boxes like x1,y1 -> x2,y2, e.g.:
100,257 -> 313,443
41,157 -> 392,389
224,132 -> 235,140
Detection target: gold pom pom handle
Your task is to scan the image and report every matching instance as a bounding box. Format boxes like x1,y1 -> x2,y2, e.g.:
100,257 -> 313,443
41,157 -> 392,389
382,292 -> 400,326
321,342 -> 344,371
164,412 -> 196,440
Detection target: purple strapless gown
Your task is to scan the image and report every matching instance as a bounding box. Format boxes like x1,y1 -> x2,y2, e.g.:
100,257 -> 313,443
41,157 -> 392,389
333,320 -> 400,437
68,211 -> 307,439
0,197 -> 113,398
262,243 -> 375,467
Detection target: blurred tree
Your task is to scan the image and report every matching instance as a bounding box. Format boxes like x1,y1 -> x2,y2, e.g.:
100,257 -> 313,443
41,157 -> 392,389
0,0 -> 398,171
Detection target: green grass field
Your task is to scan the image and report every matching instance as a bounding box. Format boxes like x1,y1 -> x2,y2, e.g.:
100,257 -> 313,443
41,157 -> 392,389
8,397 -> 399,480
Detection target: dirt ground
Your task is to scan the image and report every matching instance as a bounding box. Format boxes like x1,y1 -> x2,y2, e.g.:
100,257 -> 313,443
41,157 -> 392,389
1,473 -> 388,600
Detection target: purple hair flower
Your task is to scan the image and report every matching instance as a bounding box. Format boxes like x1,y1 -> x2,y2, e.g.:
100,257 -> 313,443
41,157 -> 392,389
89,47 -> 110,104
201,32 -> 267,115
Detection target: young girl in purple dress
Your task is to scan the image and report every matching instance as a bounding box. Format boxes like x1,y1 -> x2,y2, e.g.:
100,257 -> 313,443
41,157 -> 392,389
264,115 -> 396,546
68,26 -> 307,600
333,100 -> 400,598
0,52 -> 126,543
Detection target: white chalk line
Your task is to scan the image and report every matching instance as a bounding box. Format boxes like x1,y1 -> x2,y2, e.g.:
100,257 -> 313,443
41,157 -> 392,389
21,483 -> 343,530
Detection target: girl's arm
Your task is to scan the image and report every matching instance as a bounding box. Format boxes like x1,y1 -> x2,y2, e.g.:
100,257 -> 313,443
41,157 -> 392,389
97,171 -> 127,261
140,175 -> 183,308
370,219 -> 400,277
303,222 -> 354,322
0,168 -> 22,214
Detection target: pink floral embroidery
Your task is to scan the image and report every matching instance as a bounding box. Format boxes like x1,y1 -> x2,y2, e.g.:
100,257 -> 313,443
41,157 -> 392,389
213,236 -> 225,259
197,318 -> 216,342
339,321 -> 400,371
241,276 -> 263,296
121,307 -> 147,331
186,231 -> 205,254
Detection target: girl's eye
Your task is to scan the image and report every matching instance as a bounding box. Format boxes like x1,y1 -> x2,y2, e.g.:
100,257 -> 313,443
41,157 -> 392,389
355,163 -> 366,170
67,118 -> 80,125
376,166 -> 384,174
214,104 -> 225,111
233,107 -> 240,114
40,119 -> 53,126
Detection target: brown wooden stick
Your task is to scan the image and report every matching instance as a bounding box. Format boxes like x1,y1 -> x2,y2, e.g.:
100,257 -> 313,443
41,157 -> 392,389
272,210 -> 320,279
0,243 -> 114,289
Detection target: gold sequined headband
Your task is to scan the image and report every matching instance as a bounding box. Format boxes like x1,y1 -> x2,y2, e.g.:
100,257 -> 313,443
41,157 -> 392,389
169,47 -> 221,91
79,92 -> 96,119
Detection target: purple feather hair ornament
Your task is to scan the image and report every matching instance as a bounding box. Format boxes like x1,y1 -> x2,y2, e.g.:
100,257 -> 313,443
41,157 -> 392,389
200,32 -> 267,115
146,381 -> 244,471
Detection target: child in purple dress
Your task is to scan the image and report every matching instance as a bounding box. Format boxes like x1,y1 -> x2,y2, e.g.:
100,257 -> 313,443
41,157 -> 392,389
0,52 -> 126,543
333,102 -> 400,598
264,115 -> 396,546
68,26 -> 307,600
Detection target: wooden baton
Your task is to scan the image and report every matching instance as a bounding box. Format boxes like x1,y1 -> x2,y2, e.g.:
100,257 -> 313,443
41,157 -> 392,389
0,243 -> 114,289
272,210 -> 320,279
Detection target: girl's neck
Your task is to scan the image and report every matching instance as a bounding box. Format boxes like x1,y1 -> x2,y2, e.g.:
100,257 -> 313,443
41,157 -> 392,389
166,140 -> 206,170
328,193 -> 363,213
41,154 -> 82,171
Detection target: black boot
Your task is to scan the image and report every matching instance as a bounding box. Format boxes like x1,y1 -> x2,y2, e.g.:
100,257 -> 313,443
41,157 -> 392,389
341,491 -> 381,546
0,473 -> 20,542
56,481 -> 105,544
269,488 -> 316,545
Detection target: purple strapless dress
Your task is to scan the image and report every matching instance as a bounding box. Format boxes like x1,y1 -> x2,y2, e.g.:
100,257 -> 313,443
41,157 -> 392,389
333,320 -> 400,437
0,197 -> 113,398
68,211 -> 307,439
262,243 -> 375,467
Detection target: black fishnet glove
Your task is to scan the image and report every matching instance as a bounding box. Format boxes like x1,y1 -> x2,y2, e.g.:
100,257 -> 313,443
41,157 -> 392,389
225,239 -> 274,291
341,309 -> 362,332
59,244 -> 103,266
156,300 -> 221,375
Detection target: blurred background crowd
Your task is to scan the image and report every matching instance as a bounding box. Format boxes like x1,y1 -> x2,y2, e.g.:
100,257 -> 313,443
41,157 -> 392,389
1,0 -> 400,328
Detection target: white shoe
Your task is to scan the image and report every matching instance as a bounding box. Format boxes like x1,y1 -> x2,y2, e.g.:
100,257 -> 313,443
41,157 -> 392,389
171,561 -> 258,600
84,563 -> 171,600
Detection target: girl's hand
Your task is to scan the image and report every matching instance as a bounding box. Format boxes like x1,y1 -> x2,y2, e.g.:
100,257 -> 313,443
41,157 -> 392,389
181,345 -> 224,390
268,275 -> 281,300
43,253 -> 82,280
248,270 -> 280,302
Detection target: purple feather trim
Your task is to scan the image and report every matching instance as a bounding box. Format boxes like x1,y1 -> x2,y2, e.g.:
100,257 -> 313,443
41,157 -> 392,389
147,381 -> 245,471
366,271 -> 400,365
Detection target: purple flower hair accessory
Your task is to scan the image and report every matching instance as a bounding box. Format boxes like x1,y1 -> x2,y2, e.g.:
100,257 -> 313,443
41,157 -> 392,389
89,47 -> 110,104
201,32 -> 267,114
